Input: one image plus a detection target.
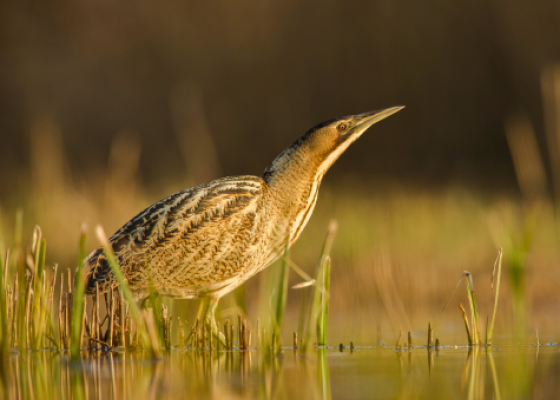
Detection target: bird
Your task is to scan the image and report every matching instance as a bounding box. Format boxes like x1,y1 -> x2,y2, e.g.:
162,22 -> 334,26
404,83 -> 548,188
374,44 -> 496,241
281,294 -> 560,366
84,106 -> 404,338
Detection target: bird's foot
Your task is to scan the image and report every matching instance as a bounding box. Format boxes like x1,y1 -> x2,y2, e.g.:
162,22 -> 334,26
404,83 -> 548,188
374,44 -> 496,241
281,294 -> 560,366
203,299 -> 226,346
204,315 -> 226,346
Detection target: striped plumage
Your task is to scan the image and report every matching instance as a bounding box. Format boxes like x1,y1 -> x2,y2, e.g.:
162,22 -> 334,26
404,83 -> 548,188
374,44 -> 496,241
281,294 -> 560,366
84,107 -> 404,305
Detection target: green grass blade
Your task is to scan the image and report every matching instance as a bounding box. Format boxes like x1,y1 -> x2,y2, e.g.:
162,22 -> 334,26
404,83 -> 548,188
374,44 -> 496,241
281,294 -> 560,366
32,238 -> 46,349
16,272 -> 27,351
303,266 -> 322,351
272,244 -> 290,348
465,272 -> 481,345
71,225 -> 88,359
487,248 -> 503,345
302,221 -> 338,351
317,256 -> 331,346
37,272 -> 50,349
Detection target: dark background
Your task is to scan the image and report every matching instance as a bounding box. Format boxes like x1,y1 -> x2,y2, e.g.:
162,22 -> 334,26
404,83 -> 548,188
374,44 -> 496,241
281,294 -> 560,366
2,0 -> 560,196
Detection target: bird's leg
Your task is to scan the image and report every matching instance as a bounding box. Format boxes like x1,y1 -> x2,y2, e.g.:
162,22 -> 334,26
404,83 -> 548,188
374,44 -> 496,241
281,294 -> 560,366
204,298 -> 226,345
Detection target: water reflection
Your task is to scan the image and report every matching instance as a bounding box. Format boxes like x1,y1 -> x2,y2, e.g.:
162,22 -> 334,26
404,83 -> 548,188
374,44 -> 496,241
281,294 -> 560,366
2,345 -> 559,399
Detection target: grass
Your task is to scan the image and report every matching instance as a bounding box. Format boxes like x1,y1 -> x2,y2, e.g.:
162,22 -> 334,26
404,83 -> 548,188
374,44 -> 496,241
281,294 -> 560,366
71,224 -> 88,358
444,247 -> 504,346
302,220 -> 337,351
0,195 -> 557,400
487,248 -> 503,345
0,200 -> 552,356
317,255 -> 331,347
6,174 -> 560,347
272,244 -> 290,349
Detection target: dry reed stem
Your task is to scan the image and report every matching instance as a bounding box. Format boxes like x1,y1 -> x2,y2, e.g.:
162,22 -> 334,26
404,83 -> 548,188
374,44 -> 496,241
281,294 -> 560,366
256,319 -> 260,348
25,275 -> 32,350
66,292 -> 73,349
224,320 -> 230,349
49,265 -> 57,348
81,296 -> 87,348
125,304 -> 131,347
242,319 -> 248,349
459,303 -> 473,345
178,317 -> 185,350
396,330 -> 402,349
58,274 -> 64,348
108,290 -> 114,347
535,328 -> 540,345
168,317 -> 172,350
202,319 -> 206,350
427,322 -> 434,348
293,332 -> 298,348
142,310 -> 161,354
238,314 -> 241,348
62,293 -> 68,348
119,290 -> 125,347
11,277 -> 18,348
95,283 -> 100,350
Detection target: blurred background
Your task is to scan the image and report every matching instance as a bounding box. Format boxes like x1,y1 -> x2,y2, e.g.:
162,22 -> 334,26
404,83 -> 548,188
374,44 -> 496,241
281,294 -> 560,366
2,0 -> 560,343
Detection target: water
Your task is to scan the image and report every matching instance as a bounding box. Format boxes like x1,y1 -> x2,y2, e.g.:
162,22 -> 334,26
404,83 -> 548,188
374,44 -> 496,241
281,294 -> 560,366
3,344 -> 559,399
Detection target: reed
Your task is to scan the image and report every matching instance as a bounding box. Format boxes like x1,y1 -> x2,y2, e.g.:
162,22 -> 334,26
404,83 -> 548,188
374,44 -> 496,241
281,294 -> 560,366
316,255 -> 331,347
395,330 -> 402,350
108,289 -> 114,347
71,224 -> 88,358
31,233 -> 47,350
427,322 -> 434,348
302,220 -> 337,351
486,248 -> 503,345
464,273 -> 481,345
459,303 -> 473,345
272,244 -> 290,349
445,270 -> 482,345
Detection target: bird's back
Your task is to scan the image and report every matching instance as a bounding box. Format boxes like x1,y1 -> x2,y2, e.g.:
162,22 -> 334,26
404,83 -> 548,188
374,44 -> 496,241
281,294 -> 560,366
84,175 -> 279,300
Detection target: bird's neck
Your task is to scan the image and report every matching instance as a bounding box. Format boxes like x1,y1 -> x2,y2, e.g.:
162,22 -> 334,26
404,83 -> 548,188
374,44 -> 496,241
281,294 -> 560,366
263,143 -> 324,245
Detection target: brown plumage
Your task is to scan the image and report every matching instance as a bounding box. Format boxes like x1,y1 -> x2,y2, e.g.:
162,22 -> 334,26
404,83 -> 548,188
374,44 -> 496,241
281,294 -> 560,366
85,107 -> 403,310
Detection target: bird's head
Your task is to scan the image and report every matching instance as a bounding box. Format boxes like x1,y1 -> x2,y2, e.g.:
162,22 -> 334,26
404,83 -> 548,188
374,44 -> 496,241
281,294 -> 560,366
264,106 -> 404,182
303,106 -> 405,176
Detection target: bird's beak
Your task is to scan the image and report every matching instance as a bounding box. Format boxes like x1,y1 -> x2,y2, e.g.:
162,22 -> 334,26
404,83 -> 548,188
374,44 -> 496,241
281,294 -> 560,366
349,106 -> 405,136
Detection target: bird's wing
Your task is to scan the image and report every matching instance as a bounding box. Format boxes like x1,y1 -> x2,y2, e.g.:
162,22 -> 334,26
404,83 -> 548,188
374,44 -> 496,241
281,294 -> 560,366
85,175 -> 266,295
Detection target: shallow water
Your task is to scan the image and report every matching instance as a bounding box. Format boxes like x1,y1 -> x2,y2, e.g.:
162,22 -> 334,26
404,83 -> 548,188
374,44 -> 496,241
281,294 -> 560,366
3,344 -> 559,400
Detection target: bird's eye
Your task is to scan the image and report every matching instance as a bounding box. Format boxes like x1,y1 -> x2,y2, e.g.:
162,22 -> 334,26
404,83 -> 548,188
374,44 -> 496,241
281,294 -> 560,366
338,123 -> 347,131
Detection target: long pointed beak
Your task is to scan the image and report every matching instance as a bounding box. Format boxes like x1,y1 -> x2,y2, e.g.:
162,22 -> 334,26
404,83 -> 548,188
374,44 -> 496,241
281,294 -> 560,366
351,106 -> 405,134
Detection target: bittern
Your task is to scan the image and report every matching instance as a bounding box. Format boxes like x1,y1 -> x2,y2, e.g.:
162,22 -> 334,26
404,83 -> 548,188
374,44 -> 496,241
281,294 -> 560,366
84,106 -> 403,338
